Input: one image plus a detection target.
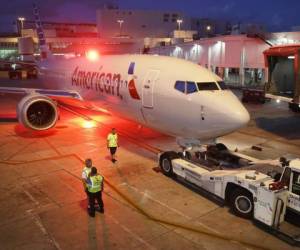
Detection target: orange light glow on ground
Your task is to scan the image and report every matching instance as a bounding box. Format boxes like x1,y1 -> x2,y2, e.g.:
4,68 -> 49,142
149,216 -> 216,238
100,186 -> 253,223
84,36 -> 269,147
81,120 -> 97,129
70,116 -> 109,129
86,50 -> 100,61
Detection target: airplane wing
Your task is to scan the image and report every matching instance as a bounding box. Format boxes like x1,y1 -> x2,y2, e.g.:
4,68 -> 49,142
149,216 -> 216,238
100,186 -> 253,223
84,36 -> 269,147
0,86 -> 104,111
0,86 -> 82,100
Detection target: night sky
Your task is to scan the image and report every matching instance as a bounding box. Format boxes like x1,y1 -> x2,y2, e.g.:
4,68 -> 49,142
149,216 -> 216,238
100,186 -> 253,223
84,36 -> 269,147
1,0 -> 300,32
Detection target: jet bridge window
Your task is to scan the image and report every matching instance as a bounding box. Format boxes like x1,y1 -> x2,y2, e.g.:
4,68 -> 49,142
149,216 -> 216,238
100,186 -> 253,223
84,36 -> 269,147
174,81 -> 185,93
197,82 -> 219,91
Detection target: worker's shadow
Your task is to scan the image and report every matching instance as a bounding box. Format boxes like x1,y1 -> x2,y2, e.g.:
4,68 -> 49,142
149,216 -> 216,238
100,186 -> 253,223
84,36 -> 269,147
255,116 -> 300,139
104,155 -> 111,161
79,198 -> 89,211
79,198 -> 101,212
81,198 -> 107,249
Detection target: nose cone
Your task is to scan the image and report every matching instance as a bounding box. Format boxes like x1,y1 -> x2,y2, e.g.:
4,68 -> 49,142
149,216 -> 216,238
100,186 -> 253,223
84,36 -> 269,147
230,103 -> 250,130
207,91 -> 250,135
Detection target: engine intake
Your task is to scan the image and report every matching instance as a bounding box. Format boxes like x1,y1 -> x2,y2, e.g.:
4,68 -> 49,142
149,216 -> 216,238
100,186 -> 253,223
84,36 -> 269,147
17,94 -> 58,130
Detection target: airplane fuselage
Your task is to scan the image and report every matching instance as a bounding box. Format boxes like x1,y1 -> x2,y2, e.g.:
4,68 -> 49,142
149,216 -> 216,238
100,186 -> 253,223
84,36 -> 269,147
38,54 -> 250,143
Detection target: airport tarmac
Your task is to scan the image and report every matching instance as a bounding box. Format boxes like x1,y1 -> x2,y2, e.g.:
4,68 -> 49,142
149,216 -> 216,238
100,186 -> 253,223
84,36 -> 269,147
0,78 -> 300,250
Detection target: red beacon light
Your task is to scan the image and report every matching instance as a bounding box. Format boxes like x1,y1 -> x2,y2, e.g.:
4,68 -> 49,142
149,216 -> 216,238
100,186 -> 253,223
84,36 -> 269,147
86,50 -> 100,61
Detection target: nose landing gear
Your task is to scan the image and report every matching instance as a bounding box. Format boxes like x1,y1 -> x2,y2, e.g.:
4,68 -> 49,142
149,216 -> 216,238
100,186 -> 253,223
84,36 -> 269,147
178,150 -> 192,160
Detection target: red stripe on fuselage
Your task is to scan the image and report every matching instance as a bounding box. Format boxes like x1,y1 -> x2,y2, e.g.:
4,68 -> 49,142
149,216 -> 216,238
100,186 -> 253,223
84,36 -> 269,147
128,79 -> 140,100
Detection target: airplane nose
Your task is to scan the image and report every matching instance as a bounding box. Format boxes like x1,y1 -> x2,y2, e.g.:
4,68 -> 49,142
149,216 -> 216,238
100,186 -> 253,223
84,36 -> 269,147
210,91 -> 250,133
198,91 -> 250,137
231,105 -> 250,128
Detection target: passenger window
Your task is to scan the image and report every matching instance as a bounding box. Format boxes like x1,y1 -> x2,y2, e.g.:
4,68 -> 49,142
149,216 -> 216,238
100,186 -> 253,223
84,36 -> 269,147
197,82 -> 219,91
218,81 -> 228,90
175,81 -> 185,93
186,81 -> 197,94
292,172 -> 300,196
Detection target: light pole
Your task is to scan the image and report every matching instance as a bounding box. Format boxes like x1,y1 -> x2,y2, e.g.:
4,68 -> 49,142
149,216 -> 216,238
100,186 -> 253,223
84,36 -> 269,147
177,19 -> 183,30
18,17 -> 25,37
117,19 -> 124,36
206,25 -> 212,37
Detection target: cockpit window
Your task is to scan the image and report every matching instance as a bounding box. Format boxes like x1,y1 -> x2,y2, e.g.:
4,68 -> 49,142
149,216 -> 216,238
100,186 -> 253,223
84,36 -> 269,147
197,82 -> 219,91
186,81 -> 197,94
218,81 -> 228,90
174,81 -> 185,93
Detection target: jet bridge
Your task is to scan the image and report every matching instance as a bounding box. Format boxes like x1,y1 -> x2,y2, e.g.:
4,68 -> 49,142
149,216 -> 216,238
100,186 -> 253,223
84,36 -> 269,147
263,45 -> 300,112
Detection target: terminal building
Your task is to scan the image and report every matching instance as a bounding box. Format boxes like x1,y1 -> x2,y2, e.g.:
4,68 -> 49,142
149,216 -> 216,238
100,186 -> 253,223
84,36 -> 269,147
0,34 -> 19,59
0,6 -> 300,89
0,17 -> 140,60
21,20 -> 99,54
96,8 -> 187,39
0,21 -> 99,59
148,31 -> 300,88
149,35 -> 270,86
190,18 -> 232,38
0,8 -> 192,60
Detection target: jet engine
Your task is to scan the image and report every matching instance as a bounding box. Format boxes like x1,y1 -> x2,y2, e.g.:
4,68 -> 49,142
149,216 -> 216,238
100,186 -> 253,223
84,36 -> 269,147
17,94 -> 58,130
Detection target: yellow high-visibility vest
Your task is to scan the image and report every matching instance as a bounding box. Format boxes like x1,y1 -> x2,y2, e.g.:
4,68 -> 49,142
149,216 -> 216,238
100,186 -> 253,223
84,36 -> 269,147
82,167 -> 91,179
82,167 -> 92,188
107,133 -> 118,147
88,175 -> 103,193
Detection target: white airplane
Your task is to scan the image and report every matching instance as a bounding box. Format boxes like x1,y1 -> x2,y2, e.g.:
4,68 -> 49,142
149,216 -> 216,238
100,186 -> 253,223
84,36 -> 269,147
0,4 -> 250,149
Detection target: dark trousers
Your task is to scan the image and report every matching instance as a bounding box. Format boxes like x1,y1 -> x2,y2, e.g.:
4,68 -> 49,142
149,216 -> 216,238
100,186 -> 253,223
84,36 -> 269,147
88,191 -> 104,215
109,147 -> 117,155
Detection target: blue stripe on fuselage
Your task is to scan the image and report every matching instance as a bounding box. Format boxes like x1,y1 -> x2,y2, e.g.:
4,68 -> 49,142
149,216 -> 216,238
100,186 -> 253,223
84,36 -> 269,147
128,62 -> 135,75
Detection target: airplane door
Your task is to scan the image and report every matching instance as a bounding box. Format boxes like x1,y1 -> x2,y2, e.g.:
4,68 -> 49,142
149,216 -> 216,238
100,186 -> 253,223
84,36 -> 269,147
142,70 -> 159,108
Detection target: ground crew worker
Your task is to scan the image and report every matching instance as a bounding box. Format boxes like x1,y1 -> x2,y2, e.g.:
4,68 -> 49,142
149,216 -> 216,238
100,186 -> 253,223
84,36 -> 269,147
82,159 -> 93,209
82,158 -> 93,191
107,128 -> 118,163
86,167 -> 104,217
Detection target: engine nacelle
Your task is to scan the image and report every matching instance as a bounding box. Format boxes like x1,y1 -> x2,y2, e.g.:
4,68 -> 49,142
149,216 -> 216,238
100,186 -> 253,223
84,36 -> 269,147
17,94 -> 58,130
